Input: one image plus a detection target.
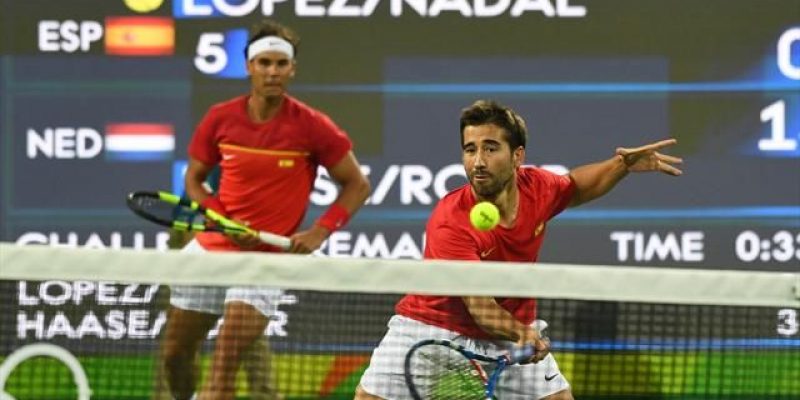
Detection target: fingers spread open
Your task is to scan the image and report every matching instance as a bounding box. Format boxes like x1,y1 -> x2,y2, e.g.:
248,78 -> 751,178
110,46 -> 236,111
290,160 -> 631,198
619,138 -> 677,156
652,138 -> 678,149
657,152 -> 683,164
658,160 -> 683,176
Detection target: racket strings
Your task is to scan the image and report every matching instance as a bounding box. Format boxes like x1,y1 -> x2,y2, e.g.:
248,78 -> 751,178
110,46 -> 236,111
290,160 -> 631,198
172,205 -> 201,223
134,197 -> 173,221
132,195 -> 206,229
409,346 -> 495,400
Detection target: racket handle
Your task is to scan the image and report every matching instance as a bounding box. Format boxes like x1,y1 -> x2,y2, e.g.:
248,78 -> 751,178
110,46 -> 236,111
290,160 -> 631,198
506,344 -> 536,365
507,320 -> 548,364
257,231 -> 292,250
533,319 -> 549,335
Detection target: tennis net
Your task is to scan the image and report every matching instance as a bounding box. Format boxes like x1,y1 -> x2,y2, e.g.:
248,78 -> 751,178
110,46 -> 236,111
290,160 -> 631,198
1,243 -> 798,399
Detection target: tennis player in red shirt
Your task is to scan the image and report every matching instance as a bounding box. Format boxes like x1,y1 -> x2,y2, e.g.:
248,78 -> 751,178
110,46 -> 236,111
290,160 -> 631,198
161,20 -> 371,400
356,100 -> 681,400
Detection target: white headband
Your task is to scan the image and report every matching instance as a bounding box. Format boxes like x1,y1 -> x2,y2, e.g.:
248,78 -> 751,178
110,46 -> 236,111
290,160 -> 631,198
247,36 -> 294,60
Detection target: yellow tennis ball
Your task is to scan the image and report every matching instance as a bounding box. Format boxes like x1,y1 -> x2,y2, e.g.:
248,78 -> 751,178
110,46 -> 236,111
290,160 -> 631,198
470,202 -> 500,231
123,0 -> 164,13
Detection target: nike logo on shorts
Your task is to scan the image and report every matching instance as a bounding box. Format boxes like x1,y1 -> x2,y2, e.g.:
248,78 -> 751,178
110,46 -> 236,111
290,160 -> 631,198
545,373 -> 559,381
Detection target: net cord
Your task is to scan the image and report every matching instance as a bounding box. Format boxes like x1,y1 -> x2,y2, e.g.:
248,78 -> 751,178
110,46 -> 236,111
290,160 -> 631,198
0,243 -> 797,307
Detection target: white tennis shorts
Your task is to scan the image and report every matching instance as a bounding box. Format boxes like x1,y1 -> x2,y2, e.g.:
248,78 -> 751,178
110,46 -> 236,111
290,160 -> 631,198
169,239 -> 284,317
359,315 -> 570,400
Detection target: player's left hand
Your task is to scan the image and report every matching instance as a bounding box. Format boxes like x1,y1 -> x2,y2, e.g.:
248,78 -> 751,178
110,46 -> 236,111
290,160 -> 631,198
616,138 -> 683,176
289,225 -> 330,254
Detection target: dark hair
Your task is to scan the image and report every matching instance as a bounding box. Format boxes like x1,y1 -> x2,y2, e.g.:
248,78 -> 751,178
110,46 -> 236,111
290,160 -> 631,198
459,100 -> 527,149
244,19 -> 300,59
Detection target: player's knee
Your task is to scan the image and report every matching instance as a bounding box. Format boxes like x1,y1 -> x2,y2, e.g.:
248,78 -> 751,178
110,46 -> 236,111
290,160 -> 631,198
216,326 -> 260,353
213,330 -> 262,367
217,312 -> 267,353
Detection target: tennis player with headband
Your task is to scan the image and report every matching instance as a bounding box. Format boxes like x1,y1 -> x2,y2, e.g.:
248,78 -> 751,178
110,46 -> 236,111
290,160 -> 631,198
161,19 -> 370,400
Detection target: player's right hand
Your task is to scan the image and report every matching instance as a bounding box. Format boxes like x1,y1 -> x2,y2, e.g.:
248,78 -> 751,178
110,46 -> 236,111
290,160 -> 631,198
230,232 -> 263,249
529,336 -> 551,364
517,324 -> 551,364
222,219 -> 262,249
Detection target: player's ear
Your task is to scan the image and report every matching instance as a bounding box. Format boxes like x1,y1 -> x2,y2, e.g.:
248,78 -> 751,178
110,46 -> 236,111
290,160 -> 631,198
289,60 -> 297,78
513,146 -> 525,168
245,59 -> 254,76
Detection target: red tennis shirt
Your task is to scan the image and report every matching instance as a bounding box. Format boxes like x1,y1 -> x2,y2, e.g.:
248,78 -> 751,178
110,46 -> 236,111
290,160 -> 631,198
395,166 -> 575,338
188,95 -> 352,252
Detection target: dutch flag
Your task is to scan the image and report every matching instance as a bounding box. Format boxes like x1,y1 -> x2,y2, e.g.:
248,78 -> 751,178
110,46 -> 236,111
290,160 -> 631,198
105,123 -> 175,161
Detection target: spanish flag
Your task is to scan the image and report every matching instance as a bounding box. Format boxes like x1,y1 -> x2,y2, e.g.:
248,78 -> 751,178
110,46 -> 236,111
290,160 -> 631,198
105,17 -> 174,56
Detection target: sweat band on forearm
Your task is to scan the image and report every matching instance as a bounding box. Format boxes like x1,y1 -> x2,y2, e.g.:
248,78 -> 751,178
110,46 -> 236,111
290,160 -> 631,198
316,203 -> 351,232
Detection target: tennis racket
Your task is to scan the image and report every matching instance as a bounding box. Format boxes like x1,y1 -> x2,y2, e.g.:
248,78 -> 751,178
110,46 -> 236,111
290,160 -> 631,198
126,190 -> 291,250
404,321 -> 547,400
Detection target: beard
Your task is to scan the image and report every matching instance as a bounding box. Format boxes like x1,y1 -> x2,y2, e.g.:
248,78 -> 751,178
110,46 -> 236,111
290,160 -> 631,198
261,86 -> 284,99
469,169 -> 514,199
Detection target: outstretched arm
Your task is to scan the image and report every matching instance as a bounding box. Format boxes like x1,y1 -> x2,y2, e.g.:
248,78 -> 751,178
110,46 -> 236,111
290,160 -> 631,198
568,138 -> 682,207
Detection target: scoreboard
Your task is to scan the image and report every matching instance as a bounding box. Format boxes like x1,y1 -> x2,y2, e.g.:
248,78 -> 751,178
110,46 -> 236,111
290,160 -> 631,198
0,0 -> 798,271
